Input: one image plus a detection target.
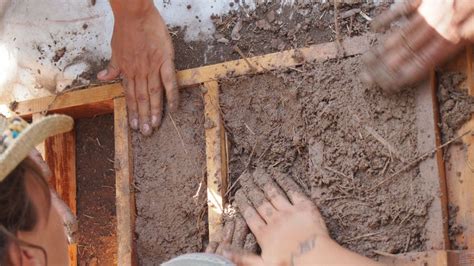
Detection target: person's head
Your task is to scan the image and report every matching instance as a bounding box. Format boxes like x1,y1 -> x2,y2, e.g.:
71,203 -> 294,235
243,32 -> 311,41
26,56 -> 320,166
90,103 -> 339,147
0,115 -> 73,265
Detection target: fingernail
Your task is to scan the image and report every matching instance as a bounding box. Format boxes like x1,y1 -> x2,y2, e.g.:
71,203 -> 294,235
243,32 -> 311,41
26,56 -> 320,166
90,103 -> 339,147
131,118 -> 138,130
97,69 -> 108,79
141,123 -> 152,136
151,115 -> 160,127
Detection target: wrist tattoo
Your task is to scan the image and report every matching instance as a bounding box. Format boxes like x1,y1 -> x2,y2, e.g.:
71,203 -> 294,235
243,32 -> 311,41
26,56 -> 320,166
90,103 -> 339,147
290,235 -> 317,266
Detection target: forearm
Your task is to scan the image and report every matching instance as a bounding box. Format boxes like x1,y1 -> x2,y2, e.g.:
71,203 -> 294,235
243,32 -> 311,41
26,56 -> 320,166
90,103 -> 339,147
294,237 -> 379,265
109,0 -> 156,20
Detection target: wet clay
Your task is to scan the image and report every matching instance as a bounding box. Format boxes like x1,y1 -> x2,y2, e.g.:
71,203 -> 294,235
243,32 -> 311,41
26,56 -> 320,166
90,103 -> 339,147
133,88 -> 207,264
76,114 -> 117,265
220,57 -> 432,257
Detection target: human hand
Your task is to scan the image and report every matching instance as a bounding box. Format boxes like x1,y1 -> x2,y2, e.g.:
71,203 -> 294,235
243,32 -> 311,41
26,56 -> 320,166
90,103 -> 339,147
98,3 -> 178,136
361,0 -> 474,92
223,169 -> 330,265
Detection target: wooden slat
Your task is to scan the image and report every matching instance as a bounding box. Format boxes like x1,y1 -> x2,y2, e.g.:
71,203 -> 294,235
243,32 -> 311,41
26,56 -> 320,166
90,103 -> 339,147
203,81 -> 227,242
41,124 -> 77,266
445,47 -> 474,251
414,73 -> 449,249
114,97 -> 136,266
11,35 -> 371,118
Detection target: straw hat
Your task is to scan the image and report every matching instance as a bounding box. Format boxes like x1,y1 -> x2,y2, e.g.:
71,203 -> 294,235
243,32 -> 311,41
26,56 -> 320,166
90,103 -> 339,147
0,114 -> 73,182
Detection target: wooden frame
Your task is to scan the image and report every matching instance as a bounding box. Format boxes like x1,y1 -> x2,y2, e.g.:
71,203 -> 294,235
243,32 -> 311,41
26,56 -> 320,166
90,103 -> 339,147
5,35 -> 470,266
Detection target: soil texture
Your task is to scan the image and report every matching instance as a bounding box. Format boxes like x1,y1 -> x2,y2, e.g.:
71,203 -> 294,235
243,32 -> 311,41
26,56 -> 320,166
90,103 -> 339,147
220,56 -> 432,257
437,71 -> 474,143
76,114 -> 117,265
133,88 -> 208,264
172,1 -> 389,70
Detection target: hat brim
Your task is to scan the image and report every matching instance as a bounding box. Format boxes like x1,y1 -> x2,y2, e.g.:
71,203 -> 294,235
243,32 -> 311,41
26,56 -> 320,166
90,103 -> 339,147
0,115 -> 74,181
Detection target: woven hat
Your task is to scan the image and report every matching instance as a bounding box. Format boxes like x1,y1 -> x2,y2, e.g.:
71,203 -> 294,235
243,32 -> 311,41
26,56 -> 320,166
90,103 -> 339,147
0,114 -> 73,182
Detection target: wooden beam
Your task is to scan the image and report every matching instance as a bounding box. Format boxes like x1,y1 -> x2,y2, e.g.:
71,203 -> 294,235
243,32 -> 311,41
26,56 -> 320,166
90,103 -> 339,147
11,35 -> 371,118
414,72 -> 450,249
36,115 -> 77,266
445,47 -> 474,250
114,97 -> 136,266
203,81 -> 228,242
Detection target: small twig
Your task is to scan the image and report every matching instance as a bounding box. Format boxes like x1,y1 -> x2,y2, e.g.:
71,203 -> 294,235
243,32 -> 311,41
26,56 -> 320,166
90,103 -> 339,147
372,250 -> 397,257
225,142 -> 258,197
344,231 -> 384,242
168,113 -> 188,155
233,45 -> 258,72
324,166 -> 350,179
333,0 -> 345,57
244,123 -> 256,135
370,130 -> 472,191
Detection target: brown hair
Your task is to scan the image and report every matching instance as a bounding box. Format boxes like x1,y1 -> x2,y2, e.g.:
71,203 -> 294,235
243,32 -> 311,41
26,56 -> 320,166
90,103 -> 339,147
0,161 -> 51,264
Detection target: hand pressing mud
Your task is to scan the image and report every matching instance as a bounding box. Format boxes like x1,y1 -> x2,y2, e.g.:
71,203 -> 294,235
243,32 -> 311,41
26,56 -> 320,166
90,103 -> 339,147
361,0 -> 474,92
99,1 -> 179,136
216,169 -> 377,265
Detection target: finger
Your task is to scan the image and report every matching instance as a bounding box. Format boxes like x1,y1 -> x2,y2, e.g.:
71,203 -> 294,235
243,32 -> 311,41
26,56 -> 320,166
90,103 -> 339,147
452,0 -> 474,25
135,77 -> 152,136
231,214 -> 249,249
234,190 -> 265,239
205,242 -> 218,253
216,220 -> 235,255
97,57 -> 121,81
222,248 -> 264,266
246,188 -> 277,224
459,15 -> 474,42
382,13 -> 427,53
147,73 -> 164,128
160,59 -> 179,112
383,22 -> 437,72
396,37 -> 461,89
243,233 -> 258,253
123,78 -> 139,130
252,168 -> 292,210
272,172 -> 309,206
371,0 -> 422,32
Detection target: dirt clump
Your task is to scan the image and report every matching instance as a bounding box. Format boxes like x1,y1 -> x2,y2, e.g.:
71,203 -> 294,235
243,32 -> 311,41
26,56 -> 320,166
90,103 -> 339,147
437,72 -> 474,143
220,56 -> 432,257
133,88 -> 208,264
76,114 -> 117,265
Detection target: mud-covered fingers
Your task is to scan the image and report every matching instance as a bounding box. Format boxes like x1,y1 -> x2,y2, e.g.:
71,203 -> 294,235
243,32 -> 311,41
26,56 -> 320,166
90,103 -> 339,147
371,0 -> 422,32
135,77 -> 152,136
231,214 -> 249,248
382,13 -> 428,53
216,220 -> 235,255
161,59 -> 179,112
272,172 -> 314,208
234,190 -> 265,239
252,169 -> 292,210
243,233 -> 258,253
396,37 -> 462,88
147,73 -> 164,128
459,15 -> 474,41
123,78 -> 139,131
205,242 -> 219,253
246,188 -> 277,223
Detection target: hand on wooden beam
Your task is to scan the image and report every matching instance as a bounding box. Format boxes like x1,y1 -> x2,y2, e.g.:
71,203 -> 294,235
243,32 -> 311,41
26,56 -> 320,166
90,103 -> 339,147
361,0 -> 474,93
99,1 -> 179,136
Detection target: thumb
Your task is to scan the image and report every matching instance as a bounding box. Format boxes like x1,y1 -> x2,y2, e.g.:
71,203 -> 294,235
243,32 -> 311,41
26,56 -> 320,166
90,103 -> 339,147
97,57 -> 120,81
222,250 -> 264,266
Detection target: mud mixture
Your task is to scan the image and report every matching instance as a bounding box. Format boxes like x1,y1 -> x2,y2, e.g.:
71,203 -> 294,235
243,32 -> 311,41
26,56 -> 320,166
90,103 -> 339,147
220,56 -> 433,257
133,89 -> 208,264
76,114 -> 117,265
172,1 -> 389,70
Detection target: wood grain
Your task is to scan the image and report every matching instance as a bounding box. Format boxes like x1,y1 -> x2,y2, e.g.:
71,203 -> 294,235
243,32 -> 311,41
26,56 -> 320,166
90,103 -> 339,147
114,97 -> 137,266
203,81 -> 228,242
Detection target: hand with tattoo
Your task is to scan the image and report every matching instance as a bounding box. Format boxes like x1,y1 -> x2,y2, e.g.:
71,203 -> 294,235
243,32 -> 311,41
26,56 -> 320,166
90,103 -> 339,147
220,169 -> 377,265
361,0 -> 474,93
